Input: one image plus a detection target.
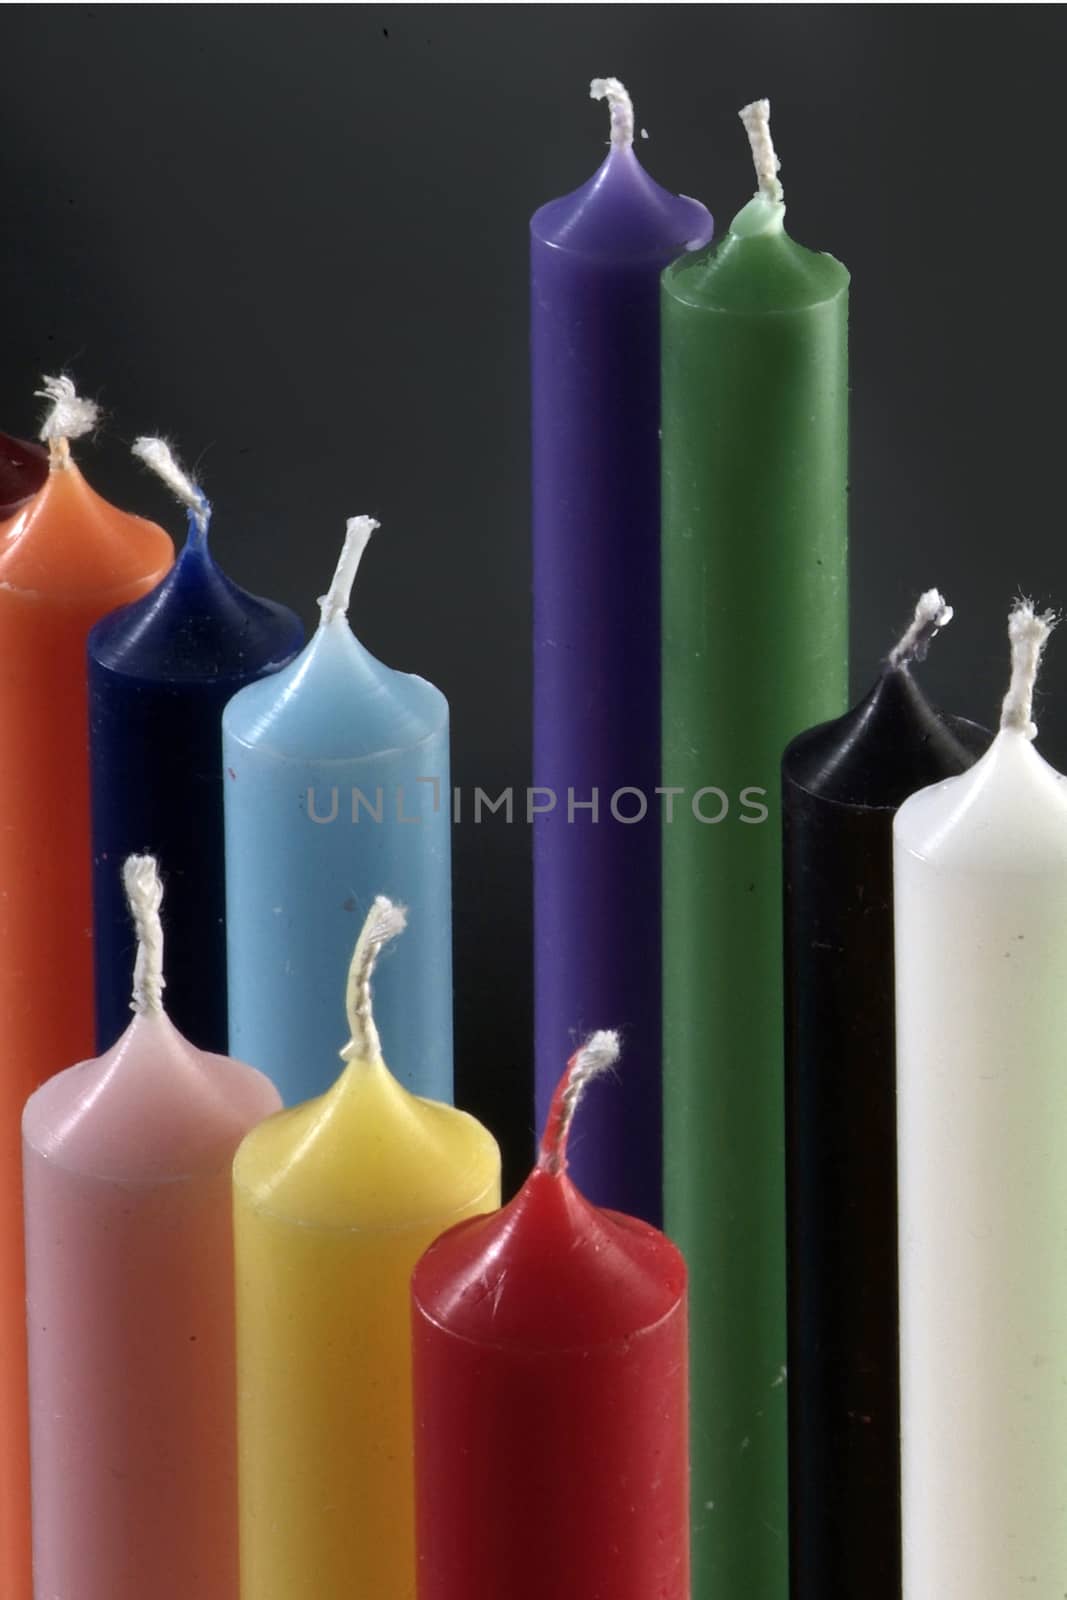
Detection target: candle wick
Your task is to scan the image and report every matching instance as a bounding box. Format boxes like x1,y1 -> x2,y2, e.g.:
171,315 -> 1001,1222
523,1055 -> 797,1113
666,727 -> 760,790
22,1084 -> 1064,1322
36,374 -> 99,471
538,1030 -> 621,1176
341,895 -> 407,1064
123,854 -> 166,1017
887,588 -> 954,670
739,98 -> 784,205
132,436 -> 211,540
319,516 -> 381,626
590,76 -> 635,150
1000,599 -> 1057,740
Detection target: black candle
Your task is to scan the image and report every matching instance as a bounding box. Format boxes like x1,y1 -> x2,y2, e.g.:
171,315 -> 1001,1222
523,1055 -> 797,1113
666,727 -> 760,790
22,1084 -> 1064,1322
782,592 -> 988,1600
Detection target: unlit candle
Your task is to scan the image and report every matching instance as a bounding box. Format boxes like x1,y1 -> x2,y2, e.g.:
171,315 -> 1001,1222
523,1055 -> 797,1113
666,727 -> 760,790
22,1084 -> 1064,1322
22,855 -> 280,1600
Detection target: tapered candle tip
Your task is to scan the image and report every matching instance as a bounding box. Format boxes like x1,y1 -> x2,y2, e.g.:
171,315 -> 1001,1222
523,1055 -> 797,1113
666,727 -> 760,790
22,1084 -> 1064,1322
341,894 -> 407,1063
1001,599 -> 1056,740
132,436 -> 211,538
539,1029 -> 621,1176
739,99 -> 783,204
887,588 -> 954,670
123,854 -> 166,1016
590,77 -> 634,149
36,374 -> 99,468
319,515 -> 381,626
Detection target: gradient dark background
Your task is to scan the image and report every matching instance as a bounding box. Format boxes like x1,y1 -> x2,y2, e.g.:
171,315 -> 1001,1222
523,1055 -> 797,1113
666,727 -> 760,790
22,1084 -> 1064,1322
3,4 -> 1064,1187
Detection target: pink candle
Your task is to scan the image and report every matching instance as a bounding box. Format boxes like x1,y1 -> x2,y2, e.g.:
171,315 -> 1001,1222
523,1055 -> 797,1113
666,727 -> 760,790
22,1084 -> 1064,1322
22,856 -> 281,1600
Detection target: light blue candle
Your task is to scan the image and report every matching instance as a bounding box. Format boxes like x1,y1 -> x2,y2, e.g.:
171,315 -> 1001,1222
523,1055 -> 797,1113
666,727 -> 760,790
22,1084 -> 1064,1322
223,517 -> 452,1104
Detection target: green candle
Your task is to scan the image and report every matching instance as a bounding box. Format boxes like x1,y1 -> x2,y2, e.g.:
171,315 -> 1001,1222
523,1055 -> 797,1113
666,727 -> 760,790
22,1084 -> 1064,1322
661,101 -> 849,1600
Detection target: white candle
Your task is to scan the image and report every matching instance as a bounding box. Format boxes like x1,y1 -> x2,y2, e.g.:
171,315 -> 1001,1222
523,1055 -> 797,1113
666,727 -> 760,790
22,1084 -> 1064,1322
894,601 -> 1067,1596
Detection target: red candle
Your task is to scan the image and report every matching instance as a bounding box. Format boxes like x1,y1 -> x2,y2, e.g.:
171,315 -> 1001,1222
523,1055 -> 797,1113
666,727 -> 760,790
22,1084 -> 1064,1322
411,1032 -> 689,1600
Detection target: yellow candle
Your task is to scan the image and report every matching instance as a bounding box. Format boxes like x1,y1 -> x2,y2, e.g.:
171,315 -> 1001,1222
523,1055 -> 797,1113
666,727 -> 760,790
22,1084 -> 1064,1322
233,897 -> 500,1600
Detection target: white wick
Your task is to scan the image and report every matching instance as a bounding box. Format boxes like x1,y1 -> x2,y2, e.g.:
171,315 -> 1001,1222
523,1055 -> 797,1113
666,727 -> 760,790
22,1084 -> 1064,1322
1000,599 -> 1056,740
36,374 -> 99,469
132,436 -> 210,536
123,854 -> 166,1017
887,588 -> 954,670
739,99 -> 783,204
319,515 -> 380,626
590,77 -> 634,149
540,1029 -> 621,1176
341,895 -> 407,1063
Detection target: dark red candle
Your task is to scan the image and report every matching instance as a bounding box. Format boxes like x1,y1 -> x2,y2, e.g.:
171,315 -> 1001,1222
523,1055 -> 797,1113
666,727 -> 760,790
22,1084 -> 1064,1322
411,1032 -> 689,1600
0,430 -> 48,519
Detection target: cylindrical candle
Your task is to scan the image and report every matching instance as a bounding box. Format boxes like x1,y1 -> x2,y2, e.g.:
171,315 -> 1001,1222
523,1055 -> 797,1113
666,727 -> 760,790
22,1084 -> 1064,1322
224,516 -> 453,1104
0,378 -> 172,1599
0,429 -> 47,519
233,897 -> 500,1600
895,603 -> 1067,1597
532,77 -> 712,1224
660,102 -> 849,1599
782,592 -> 988,1600
412,1031 -> 689,1600
89,438 -> 303,1053
23,856 -> 280,1600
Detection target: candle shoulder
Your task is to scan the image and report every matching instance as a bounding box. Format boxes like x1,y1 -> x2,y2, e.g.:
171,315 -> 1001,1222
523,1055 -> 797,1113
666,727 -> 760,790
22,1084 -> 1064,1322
222,620 -> 448,762
88,542 -> 304,683
233,1058 -> 500,1230
532,146 -> 711,264
0,464 -> 172,601
784,669 -> 989,811
895,730 -> 1067,871
663,199 -> 848,315
22,1010 -> 281,1184
413,1168 -> 685,1350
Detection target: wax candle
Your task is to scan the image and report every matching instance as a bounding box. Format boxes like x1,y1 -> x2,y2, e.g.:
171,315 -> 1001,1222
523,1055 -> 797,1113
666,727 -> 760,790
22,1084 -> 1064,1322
0,429 -> 47,519
224,517 -> 453,1104
782,592 -> 988,1600
412,1031 -> 689,1600
532,78 -> 712,1224
23,856 -> 280,1600
0,377 -> 172,1600
895,602 -> 1067,1596
89,438 -> 303,1054
660,101 -> 849,1599
234,897 -> 500,1600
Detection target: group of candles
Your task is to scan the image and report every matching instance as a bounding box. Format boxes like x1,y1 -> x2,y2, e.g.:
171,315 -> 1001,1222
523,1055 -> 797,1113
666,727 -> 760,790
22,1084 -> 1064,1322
0,371 -> 686,1600
0,73 -> 1057,1600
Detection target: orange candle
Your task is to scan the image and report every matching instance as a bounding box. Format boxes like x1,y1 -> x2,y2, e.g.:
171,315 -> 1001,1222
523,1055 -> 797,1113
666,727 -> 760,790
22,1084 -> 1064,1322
0,376 -> 172,1597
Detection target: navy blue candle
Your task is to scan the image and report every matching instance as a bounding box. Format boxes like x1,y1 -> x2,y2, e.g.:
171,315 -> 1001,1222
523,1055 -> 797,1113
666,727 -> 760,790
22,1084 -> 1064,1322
88,438 -> 303,1053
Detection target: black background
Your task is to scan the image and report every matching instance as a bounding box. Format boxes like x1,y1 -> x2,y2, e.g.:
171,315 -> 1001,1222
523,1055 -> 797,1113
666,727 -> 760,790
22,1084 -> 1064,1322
4,5 -> 1065,1187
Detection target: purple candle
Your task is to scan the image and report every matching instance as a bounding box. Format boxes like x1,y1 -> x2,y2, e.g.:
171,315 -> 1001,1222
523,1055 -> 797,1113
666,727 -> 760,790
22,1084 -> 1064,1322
531,79 -> 712,1223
